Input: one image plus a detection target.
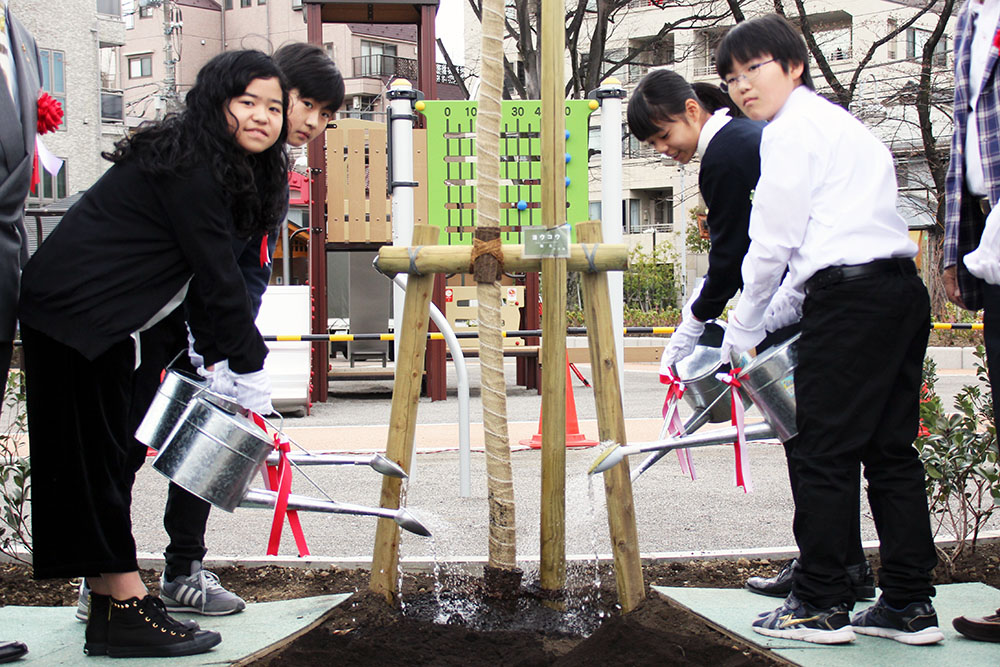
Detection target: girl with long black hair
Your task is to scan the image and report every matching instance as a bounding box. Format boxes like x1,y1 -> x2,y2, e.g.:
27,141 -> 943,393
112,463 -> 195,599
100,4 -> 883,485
18,50 -> 288,658
627,69 -> 763,368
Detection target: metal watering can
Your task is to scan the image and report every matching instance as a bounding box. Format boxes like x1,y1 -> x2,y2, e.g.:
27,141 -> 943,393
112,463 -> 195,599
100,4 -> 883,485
590,333 -> 800,476
136,370 -> 430,536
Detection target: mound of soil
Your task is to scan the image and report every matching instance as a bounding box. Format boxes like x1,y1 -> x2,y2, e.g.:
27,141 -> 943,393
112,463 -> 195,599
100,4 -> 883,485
2,541 -> 997,665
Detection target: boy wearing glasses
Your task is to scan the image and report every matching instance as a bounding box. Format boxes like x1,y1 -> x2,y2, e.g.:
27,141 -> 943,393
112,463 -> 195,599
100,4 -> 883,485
716,15 -> 941,646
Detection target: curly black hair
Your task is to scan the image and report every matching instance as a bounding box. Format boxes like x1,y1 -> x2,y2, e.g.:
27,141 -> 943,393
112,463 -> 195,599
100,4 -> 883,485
103,50 -> 289,238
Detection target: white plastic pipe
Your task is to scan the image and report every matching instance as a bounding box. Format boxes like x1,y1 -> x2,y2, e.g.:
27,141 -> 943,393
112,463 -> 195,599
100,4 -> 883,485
391,274 -> 473,497
388,79 -> 417,363
597,78 -> 627,390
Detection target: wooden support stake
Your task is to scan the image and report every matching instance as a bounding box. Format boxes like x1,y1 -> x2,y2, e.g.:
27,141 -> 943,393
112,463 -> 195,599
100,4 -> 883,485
577,221 -> 645,614
370,224 -> 440,602
539,257 -> 567,594
538,0 -> 568,597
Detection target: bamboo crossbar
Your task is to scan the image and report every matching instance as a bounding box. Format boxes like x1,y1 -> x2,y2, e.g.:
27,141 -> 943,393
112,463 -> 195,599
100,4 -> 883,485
375,242 -> 628,276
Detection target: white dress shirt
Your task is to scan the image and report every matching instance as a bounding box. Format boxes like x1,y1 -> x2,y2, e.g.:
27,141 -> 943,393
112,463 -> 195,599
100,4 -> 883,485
965,0 -> 1000,196
731,86 -> 917,329
695,108 -> 732,158
0,1 -> 18,107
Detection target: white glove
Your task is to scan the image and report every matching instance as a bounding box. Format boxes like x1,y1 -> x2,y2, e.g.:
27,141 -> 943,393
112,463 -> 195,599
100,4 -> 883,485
234,368 -> 275,416
187,328 -> 205,372
964,205 -> 1000,285
207,359 -> 237,398
660,316 -> 705,372
720,312 -> 766,365
763,282 -> 804,332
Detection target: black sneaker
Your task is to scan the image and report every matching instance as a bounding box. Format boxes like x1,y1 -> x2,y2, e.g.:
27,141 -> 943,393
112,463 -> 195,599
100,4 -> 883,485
746,558 -> 876,600
752,593 -> 855,644
846,560 -> 876,600
746,559 -> 797,598
107,595 -> 222,658
851,596 -> 944,645
83,591 -> 111,656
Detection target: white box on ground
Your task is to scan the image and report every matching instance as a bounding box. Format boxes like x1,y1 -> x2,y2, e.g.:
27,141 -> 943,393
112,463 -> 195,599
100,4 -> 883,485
256,286 -> 310,413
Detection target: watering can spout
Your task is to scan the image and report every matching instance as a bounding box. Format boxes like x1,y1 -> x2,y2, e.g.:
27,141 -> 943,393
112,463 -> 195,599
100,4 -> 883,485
395,508 -> 431,537
240,490 -> 431,537
588,444 -> 625,475
371,454 -> 407,479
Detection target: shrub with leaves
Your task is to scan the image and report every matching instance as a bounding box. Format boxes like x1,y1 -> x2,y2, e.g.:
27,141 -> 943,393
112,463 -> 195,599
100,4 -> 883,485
623,242 -> 680,312
917,347 -> 999,569
0,367 -> 31,563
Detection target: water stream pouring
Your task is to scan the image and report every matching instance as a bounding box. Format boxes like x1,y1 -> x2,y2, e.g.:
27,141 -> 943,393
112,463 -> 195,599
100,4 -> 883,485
589,333 -> 800,476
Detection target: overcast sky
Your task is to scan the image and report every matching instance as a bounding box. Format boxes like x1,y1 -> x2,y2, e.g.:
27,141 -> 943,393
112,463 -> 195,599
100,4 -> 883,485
436,0 -> 465,65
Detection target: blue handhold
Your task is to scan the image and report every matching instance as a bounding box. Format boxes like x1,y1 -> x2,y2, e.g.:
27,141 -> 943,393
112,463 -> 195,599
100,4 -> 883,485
516,200 -> 528,211
565,177 -> 571,187
565,153 -> 571,163
565,129 -> 570,140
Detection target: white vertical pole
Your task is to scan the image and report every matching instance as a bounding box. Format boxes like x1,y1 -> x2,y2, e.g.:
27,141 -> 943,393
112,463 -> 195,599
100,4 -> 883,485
387,79 -> 419,362
593,77 -> 627,391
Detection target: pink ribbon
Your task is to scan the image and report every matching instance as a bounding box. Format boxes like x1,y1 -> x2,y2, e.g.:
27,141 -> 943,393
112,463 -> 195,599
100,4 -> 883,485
716,368 -> 753,493
660,368 -> 695,480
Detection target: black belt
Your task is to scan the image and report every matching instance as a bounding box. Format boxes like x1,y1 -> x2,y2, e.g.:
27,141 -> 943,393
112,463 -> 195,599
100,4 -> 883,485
804,258 -> 916,295
973,196 -> 992,217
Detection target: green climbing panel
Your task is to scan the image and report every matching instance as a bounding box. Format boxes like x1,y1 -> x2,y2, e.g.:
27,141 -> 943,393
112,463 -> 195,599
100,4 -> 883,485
418,100 -> 596,246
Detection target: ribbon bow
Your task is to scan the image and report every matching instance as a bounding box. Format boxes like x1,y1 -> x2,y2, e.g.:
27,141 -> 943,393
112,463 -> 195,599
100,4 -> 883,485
660,368 -> 695,480
251,412 -> 310,557
716,368 -> 753,493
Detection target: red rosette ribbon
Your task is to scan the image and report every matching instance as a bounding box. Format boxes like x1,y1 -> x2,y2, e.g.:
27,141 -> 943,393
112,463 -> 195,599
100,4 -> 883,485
994,27 -> 1000,51
716,368 -> 753,493
36,92 -> 63,135
660,367 -> 695,479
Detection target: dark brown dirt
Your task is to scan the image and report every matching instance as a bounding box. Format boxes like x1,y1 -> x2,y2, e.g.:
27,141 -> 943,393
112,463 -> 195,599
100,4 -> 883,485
2,541 -> 998,666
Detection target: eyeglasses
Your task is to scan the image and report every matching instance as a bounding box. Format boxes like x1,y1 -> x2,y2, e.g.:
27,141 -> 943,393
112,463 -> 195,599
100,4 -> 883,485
720,59 -> 776,93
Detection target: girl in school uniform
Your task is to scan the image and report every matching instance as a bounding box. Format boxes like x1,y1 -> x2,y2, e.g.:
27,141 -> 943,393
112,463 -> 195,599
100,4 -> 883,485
626,68 -> 873,602
627,69 -> 764,366
18,50 -> 287,659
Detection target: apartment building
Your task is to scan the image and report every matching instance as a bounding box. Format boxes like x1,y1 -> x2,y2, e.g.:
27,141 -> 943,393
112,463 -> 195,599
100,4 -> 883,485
119,0 -> 435,126
11,0 -> 127,207
462,1 -> 955,290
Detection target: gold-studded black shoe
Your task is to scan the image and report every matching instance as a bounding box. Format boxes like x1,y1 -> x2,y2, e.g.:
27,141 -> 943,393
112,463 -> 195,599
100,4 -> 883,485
105,595 -> 221,658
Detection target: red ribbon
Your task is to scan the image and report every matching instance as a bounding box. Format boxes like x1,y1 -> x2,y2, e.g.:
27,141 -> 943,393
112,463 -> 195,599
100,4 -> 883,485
660,368 -> 695,479
259,233 -> 270,268
251,412 -> 310,556
993,27 -> 1000,51
30,151 -> 38,194
717,368 -> 753,493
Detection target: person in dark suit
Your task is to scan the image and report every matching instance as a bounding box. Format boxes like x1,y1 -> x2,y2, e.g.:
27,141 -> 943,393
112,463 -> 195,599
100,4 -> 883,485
943,0 -> 1000,644
18,50 -> 286,659
0,0 -> 39,661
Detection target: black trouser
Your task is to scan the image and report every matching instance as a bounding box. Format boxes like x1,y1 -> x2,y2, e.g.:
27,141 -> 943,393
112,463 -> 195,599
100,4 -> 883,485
791,270 -> 937,608
983,283 -> 1000,421
128,310 -> 212,581
21,325 -> 139,578
760,325 -> 867,569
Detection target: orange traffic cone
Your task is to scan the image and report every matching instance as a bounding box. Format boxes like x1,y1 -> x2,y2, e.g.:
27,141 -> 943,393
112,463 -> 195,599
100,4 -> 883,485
520,353 -> 598,449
